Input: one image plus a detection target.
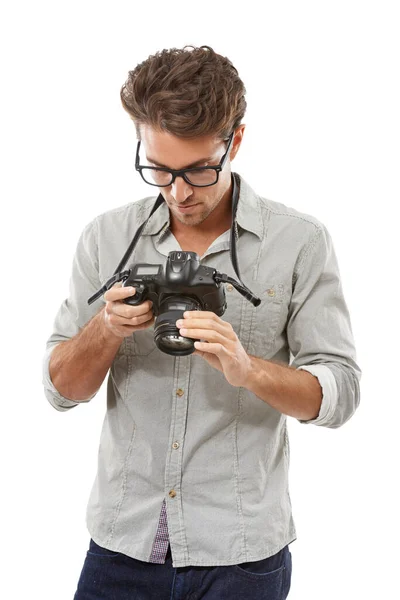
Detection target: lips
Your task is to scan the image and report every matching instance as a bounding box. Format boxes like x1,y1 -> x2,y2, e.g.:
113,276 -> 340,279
175,203 -> 199,212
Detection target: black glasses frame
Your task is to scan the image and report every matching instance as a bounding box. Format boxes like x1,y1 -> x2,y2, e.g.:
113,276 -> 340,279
135,131 -> 235,188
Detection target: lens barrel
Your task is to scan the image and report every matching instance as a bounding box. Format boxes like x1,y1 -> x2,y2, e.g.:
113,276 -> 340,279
154,296 -> 202,356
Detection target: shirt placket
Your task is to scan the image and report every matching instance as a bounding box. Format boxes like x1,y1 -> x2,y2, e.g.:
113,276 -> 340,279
151,225 -> 238,564
163,354 -> 192,563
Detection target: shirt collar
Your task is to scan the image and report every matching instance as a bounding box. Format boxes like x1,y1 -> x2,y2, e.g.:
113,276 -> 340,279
235,173 -> 263,239
140,172 -> 263,240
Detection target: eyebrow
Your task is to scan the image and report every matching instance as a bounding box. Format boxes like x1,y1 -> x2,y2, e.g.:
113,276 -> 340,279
145,155 -> 215,169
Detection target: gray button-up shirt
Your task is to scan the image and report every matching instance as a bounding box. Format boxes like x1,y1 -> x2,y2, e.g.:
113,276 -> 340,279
42,172 -> 361,567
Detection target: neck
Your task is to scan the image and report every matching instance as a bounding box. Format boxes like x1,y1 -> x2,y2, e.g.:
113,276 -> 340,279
170,179 -> 233,239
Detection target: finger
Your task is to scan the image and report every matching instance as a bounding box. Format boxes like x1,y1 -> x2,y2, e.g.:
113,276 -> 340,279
127,314 -> 155,328
109,307 -> 154,326
183,311 -> 211,317
179,328 -> 228,345
104,283 -> 136,299
183,311 -> 220,320
178,318 -> 234,338
110,300 -> 153,319
193,341 -> 226,355
113,317 -> 155,334
104,283 -> 136,302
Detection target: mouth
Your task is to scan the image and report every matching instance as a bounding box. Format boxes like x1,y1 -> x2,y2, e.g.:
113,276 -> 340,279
175,203 -> 199,213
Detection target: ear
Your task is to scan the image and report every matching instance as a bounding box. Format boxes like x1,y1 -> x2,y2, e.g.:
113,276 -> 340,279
230,124 -> 246,161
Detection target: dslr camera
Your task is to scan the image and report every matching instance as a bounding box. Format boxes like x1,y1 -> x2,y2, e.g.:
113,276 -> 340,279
121,251 -> 230,356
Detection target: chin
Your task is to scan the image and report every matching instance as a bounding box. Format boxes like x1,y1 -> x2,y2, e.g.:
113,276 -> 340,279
177,214 -> 202,225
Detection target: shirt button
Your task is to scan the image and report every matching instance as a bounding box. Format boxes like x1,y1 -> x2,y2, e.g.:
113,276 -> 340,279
226,284 -> 233,292
267,288 -> 275,297
172,442 -> 180,449
176,388 -> 184,396
169,490 -> 177,498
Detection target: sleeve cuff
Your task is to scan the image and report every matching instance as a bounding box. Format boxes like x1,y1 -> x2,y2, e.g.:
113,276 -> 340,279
296,364 -> 338,426
42,344 -> 93,411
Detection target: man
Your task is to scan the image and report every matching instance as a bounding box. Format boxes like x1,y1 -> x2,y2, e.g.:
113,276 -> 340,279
43,45 -> 361,599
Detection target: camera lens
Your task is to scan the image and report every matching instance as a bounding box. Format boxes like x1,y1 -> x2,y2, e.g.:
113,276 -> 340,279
154,297 -> 202,356
158,333 -> 194,353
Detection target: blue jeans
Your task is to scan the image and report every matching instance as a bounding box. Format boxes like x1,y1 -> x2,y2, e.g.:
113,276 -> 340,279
74,538 -> 292,599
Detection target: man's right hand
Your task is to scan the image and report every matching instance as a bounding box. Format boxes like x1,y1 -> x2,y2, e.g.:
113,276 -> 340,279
102,282 -> 155,339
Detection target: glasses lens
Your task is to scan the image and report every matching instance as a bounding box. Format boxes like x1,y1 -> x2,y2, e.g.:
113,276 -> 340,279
185,169 -> 218,186
140,167 -> 218,187
141,168 -> 173,186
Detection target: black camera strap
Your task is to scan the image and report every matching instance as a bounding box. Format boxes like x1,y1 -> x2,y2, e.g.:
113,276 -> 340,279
88,171 -> 259,306
87,194 -> 165,305
229,171 -> 242,283
115,171 -> 243,277
113,193 -> 165,275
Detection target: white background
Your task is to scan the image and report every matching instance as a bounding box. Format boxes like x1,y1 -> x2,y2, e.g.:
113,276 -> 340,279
1,1 -> 399,598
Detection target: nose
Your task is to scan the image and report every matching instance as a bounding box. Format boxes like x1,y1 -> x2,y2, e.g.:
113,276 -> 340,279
170,176 -> 193,203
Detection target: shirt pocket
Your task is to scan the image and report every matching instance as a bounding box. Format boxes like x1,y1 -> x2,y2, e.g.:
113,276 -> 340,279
247,282 -> 285,358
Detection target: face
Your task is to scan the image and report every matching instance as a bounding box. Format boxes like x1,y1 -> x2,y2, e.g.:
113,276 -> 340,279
138,124 -> 245,229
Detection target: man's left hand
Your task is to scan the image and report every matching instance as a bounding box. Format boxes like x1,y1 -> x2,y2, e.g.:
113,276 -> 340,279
176,311 -> 253,387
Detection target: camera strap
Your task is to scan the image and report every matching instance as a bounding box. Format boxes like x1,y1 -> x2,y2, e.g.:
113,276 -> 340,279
88,171 -> 258,306
113,193 -> 165,275
229,171 -> 243,283
115,171 -> 243,277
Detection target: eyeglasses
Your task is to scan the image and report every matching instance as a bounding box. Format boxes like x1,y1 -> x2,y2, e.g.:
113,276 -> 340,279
135,131 -> 235,187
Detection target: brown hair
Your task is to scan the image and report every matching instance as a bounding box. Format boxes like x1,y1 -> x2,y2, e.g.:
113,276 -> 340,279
120,45 -> 246,141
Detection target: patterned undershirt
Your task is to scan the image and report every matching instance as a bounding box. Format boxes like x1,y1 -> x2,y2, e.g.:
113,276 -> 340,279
149,498 -> 170,563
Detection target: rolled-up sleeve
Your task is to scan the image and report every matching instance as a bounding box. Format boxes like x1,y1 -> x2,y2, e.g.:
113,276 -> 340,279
42,218 -> 103,411
287,223 -> 362,428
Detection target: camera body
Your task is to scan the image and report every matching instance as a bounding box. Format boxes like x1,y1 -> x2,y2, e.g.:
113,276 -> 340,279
121,251 -> 227,355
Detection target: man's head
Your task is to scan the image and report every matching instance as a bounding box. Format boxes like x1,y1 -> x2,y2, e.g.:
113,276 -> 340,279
120,45 -> 246,228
